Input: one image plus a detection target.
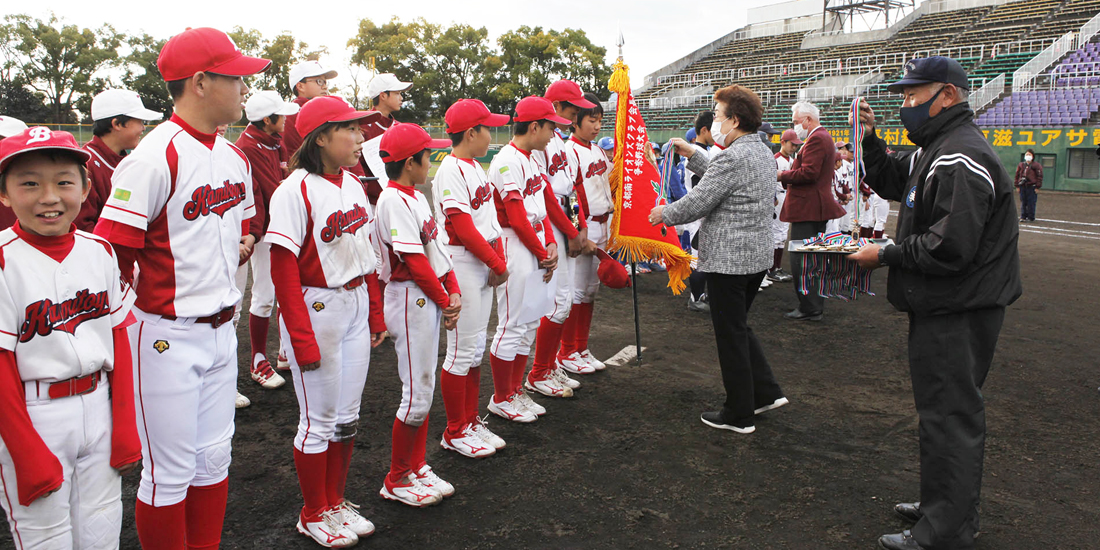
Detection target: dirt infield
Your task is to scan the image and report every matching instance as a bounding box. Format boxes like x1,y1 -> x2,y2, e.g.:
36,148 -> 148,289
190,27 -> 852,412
3,192 -> 1098,549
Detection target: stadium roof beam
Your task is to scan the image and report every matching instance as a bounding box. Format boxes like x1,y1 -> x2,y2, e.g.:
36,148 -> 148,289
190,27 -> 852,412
824,0 -> 915,34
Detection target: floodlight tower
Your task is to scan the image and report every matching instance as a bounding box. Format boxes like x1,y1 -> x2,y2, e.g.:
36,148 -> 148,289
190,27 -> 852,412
823,0 -> 916,33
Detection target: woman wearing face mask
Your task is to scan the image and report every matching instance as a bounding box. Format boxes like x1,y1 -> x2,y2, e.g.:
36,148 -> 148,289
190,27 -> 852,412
1014,148 -> 1042,222
648,85 -> 787,435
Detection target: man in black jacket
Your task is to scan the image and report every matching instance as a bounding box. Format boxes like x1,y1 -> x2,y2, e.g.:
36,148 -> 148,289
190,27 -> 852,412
849,56 -> 1023,550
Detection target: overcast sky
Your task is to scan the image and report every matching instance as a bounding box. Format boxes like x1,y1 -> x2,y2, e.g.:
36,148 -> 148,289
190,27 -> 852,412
7,0 -> 787,94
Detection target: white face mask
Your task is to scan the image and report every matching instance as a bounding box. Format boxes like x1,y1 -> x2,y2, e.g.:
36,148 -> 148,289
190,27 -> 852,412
710,119 -> 729,148
793,122 -> 809,141
1024,154 -> 1033,162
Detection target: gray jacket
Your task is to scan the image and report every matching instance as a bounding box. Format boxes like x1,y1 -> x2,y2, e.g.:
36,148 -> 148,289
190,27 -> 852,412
661,133 -> 774,275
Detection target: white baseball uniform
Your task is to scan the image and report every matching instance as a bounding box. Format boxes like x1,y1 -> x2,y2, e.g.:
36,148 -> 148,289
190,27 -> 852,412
534,130 -> 577,324
266,169 -> 381,453
489,143 -> 551,362
827,160 -> 854,234
566,136 -> 612,304
0,229 -> 135,549
98,115 -> 255,507
774,152 -> 793,248
432,156 -> 502,377
376,184 -> 454,426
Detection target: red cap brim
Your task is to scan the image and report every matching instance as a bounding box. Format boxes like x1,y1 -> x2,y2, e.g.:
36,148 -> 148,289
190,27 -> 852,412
209,54 -> 272,77
548,114 -> 572,125
571,97 -> 597,109
0,146 -> 91,174
427,138 -> 452,149
483,113 -> 511,127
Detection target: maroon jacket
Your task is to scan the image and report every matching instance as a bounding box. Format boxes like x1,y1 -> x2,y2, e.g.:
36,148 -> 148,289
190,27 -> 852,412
282,96 -> 310,158
235,126 -> 287,236
78,136 -> 124,232
1014,160 -> 1042,189
779,125 -> 847,223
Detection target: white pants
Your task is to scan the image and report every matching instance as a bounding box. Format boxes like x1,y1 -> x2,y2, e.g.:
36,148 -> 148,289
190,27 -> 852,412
130,309 -> 237,507
441,246 -> 493,376
546,223 -> 576,324
826,201 -> 855,234
385,281 -> 442,427
280,285 -> 372,454
773,191 -> 790,248
874,194 -> 890,232
248,242 -> 276,317
0,380 -> 121,550
573,218 -> 609,304
490,228 -> 544,361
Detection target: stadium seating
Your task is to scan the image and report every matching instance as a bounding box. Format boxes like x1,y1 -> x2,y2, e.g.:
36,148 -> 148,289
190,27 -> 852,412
974,40 -> 1100,127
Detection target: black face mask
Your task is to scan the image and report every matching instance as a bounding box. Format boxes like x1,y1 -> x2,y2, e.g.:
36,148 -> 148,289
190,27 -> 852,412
899,86 -> 944,135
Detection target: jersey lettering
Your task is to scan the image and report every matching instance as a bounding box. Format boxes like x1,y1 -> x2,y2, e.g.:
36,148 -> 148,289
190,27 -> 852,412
469,182 -> 493,210
544,150 -> 568,176
182,179 -> 248,220
420,217 -> 439,244
585,158 -> 608,178
19,289 -> 110,343
523,175 -> 544,197
320,204 -> 369,243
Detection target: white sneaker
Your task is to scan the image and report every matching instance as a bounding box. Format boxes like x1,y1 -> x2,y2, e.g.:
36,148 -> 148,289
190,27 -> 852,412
515,391 -> 546,416
250,359 -> 286,389
552,367 -> 581,390
556,351 -> 596,374
525,374 -> 573,398
488,395 -> 537,423
276,350 -> 290,371
380,474 -> 441,507
759,278 -> 773,289
332,500 -> 374,538
296,508 -> 358,548
754,396 -> 789,415
579,350 -> 605,371
441,425 -> 496,458
235,391 -> 251,409
414,465 -> 454,498
470,416 -> 506,450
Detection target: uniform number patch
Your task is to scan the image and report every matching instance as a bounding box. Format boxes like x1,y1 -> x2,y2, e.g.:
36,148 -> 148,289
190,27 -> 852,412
416,298 -> 426,308
153,340 -> 169,353
312,302 -> 325,312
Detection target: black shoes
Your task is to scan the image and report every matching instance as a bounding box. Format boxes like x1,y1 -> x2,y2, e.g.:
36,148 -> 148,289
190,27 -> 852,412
784,308 -> 822,321
894,502 -> 922,522
878,531 -> 925,550
700,411 -> 755,433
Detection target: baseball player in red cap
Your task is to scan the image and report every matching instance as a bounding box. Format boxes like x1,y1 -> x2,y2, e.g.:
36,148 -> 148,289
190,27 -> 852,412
433,99 -> 511,458
0,127 -> 140,549
375,122 -> 459,507
486,96 -> 563,424
93,26 -> 270,549
266,95 -> 387,546
531,80 -> 599,392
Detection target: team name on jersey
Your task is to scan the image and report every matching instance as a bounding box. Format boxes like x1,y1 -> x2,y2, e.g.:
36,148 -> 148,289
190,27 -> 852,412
420,217 -> 439,244
544,151 -> 568,176
523,175 -> 544,197
183,179 -> 248,220
470,182 -> 493,210
585,158 -> 608,178
19,289 -> 110,343
321,204 -> 369,243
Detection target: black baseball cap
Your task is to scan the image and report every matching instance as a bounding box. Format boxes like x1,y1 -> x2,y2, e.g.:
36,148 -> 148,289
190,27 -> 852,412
887,56 -> 970,93
759,122 -> 782,135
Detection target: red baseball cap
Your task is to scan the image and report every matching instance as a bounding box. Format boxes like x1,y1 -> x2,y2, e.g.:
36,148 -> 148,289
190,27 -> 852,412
780,129 -> 803,145
545,80 -> 597,109
445,99 -> 510,134
295,96 -> 374,138
596,249 -> 631,289
514,96 -> 571,125
0,127 -> 91,173
379,123 -> 452,163
157,27 -> 272,82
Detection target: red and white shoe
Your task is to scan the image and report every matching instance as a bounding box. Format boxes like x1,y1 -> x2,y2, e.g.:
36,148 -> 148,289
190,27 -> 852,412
579,349 -> 606,371
487,395 -> 537,423
470,416 -> 506,450
553,367 -> 581,390
380,474 -> 441,507
525,374 -> 573,398
296,509 -> 358,548
556,351 -> 596,374
414,465 -> 455,498
251,359 -> 286,389
276,350 -> 290,371
332,500 -> 374,538
441,426 -> 496,458
515,391 -> 546,416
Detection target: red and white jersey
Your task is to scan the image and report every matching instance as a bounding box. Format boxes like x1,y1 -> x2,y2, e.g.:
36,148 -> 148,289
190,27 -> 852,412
534,130 -> 575,198
432,155 -> 501,244
99,116 -> 255,318
775,151 -> 793,172
488,143 -> 548,228
566,136 -> 613,217
376,184 -> 453,281
266,169 -> 379,289
0,228 -> 133,382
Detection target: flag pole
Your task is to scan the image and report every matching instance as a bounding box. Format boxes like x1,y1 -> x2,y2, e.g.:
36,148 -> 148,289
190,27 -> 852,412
617,28 -> 642,366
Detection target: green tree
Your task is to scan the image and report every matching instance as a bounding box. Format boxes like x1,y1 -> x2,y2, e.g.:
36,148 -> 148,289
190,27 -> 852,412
7,14 -> 122,123
229,26 -> 320,100
493,26 -> 611,112
120,33 -> 172,120
348,17 -> 428,121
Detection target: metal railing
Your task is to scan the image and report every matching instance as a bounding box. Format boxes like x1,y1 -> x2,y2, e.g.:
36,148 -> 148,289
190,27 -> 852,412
1080,11 -> 1100,46
912,44 -> 985,61
992,38 -> 1055,56
1014,31 -> 1079,90
969,73 -> 1005,112
1042,68 -> 1100,89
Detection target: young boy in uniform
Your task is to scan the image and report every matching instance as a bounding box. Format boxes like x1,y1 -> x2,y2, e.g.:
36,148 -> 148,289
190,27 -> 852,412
94,27 -> 269,549
360,73 -> 413,205
284,60 -> 338,156
0,127 -> 140,549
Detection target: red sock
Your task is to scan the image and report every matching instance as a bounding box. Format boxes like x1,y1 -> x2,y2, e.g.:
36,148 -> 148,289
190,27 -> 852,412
557,313 -> 580,359
575,302 -> 595,353
412,414 -> 430,472
531,318 -> 564,381
440,371 -> 467,437
388,418 -> 418,484
248,314 -> 270,364
293,448 -> 329,519
184,478 -> 228,550
325,439 -> 354,506
136,499 -> 186,550
512,354 -> 528,395
772,248 -> 784,271
465,366 -> 481,425
489,354 -> 513,404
